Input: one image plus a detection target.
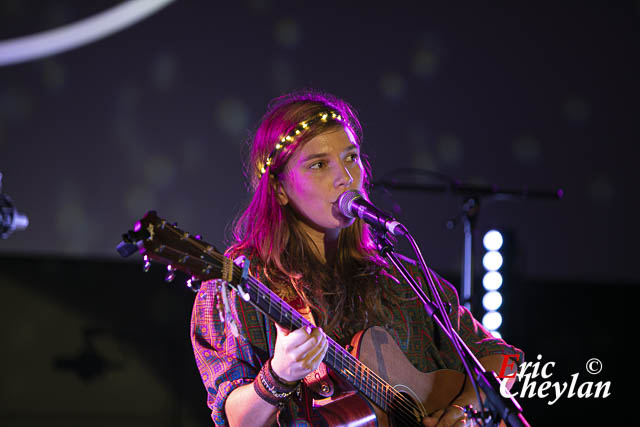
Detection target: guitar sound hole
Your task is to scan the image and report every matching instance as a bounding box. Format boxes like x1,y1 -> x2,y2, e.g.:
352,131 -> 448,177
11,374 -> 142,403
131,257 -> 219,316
388,391 -> 423,427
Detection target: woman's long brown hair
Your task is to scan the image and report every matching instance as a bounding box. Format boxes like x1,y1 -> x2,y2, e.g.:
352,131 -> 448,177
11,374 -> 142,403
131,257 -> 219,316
226,90 -> 404,338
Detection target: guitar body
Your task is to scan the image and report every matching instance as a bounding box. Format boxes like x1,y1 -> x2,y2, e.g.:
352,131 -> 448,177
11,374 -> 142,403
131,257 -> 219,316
314,327 -> 465,426
313,392 -> 379,426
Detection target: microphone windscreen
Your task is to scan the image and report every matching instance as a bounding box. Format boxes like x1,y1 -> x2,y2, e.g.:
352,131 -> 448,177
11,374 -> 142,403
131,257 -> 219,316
337,190 -> 362,218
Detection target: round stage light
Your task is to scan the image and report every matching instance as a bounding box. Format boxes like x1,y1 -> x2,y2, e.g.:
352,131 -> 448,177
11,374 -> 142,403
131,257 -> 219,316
483,229 -> 503,251
482,251 -> 503,271
482,271 -> 503,291
482,291 -> 503,311
482,311 -> 503,331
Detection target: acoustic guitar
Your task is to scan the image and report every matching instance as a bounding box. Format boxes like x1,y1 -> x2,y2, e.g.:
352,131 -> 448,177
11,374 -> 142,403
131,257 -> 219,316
118,211 -> 466,426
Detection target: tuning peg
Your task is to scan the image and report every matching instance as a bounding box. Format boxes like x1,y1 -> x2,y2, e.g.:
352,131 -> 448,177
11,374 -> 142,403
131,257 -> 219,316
143,255 -> 151,272
186,276 -> 200,292
165,265 -> 176,282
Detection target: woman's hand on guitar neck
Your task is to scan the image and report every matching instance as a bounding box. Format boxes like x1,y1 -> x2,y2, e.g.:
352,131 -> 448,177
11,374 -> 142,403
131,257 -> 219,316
271,324 -> 329,383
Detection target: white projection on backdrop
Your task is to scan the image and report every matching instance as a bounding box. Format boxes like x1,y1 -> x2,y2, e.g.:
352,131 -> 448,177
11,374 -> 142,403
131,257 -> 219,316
0,0 -> 175,67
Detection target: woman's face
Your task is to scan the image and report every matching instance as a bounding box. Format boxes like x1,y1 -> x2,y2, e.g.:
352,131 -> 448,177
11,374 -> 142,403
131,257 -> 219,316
277,127 -> 363,235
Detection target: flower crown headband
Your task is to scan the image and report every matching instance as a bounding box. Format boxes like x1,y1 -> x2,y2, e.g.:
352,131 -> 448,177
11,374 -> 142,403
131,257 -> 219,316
258,110 -> 345,178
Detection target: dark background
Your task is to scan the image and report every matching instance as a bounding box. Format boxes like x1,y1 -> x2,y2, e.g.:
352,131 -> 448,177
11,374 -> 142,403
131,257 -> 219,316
1,1 -> 637,425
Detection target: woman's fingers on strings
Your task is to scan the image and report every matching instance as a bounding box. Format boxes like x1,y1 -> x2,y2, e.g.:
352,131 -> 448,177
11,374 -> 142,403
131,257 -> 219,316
302,332 -> 328,370
302,334 -> 324,361
289,334 -> 321,359
278,325 -> 314,349
275,323 -> 315,335
292,326 -> 323,346
313,335 -> 329,368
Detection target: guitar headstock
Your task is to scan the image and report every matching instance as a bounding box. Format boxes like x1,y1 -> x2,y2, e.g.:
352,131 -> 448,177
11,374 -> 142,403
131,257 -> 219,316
117,211 -> 237,291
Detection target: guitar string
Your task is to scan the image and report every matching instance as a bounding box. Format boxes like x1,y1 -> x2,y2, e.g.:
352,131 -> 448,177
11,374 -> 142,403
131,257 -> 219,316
153,226 -> 423,424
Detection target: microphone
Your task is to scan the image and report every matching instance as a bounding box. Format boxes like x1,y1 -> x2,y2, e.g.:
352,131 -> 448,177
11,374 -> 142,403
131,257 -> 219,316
337,190 -> 407,237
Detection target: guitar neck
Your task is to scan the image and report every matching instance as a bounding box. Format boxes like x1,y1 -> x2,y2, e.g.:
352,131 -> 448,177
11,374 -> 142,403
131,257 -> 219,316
242,273 -> 396,411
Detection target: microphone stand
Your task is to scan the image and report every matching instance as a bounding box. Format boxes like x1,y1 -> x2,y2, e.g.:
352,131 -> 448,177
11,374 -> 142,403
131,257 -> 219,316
372,229 -> 530,427
448,196 -> 479,310
375,170 -> 563,313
